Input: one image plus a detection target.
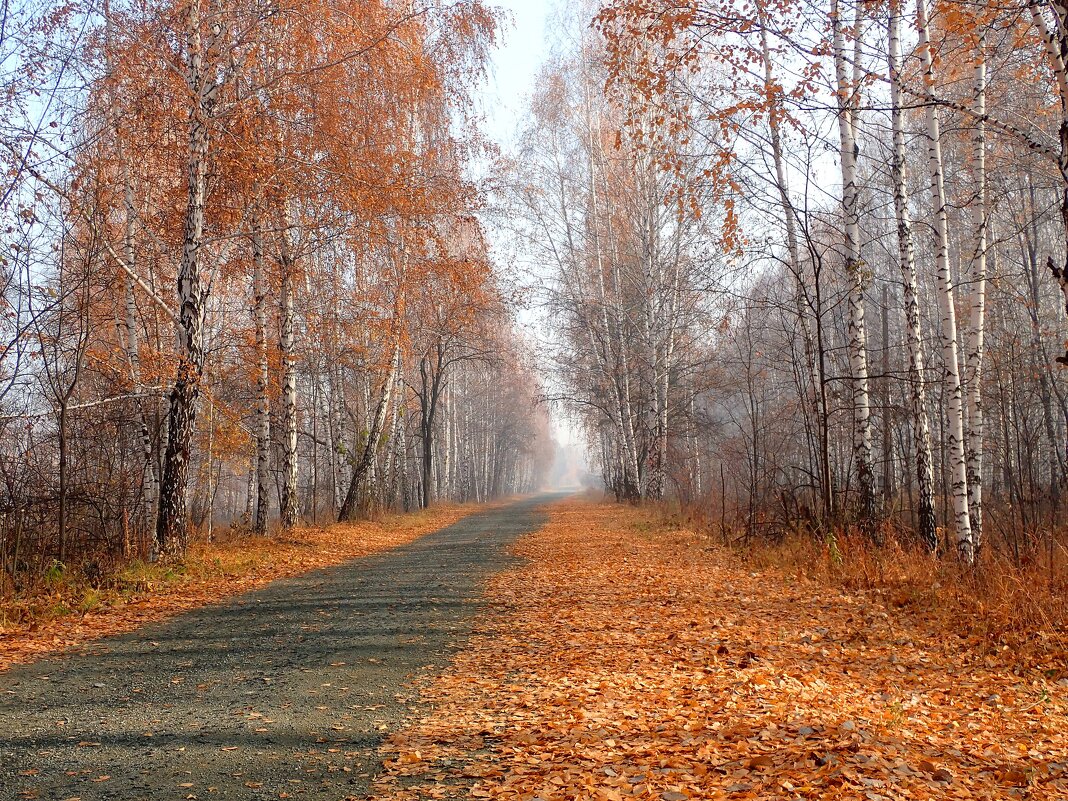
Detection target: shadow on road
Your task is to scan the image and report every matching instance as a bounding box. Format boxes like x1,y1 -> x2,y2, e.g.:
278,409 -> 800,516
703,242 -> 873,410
0,493 -> 564,801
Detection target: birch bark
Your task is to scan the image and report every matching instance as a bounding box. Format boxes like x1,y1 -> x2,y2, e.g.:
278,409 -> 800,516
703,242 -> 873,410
277,210 -> 298,531
964,31 -> 988,551
156,0 -> 211,557
338,342 -> 400,520
831,0 -> 876,524
889,1 -> 938,551
917,0 -> 974,561
251,221 -> 270,536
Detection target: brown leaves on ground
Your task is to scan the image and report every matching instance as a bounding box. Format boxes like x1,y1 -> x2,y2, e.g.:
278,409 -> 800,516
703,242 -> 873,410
0,504 -> 479,672
375,498 -> 1068,801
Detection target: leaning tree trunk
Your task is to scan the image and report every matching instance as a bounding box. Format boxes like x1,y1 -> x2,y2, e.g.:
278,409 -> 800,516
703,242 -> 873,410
888,0 -> 938,552
1028,1 -> 1068,363
831,0 -> 876,526
917,0 -> 974,562
156,0 -> 210,559
1024,223 -> 1064,511
338,342 -> 400,521
760,14 -> 825,513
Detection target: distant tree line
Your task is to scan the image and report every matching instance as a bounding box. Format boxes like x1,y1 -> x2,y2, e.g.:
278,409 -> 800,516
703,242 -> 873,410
0,0 -> 552,586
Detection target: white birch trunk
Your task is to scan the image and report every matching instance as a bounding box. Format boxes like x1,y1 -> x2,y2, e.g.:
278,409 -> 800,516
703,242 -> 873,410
277,212 -> 299,531
831,0 -> 876,522
964,31 -> 988,552
251,223 -> 271,536
889,1 -> 938,551
917,0 -> 974,561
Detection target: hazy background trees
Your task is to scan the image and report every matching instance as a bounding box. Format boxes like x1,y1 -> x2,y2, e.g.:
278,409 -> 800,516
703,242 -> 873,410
0,0 -> 552,586
521,0 -> 1068,565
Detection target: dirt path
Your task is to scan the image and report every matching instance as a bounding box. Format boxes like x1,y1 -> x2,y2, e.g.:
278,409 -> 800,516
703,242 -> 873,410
0,495 -> 554,801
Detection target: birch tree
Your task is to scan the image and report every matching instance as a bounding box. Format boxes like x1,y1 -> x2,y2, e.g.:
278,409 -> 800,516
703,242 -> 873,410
155,0 -> 217,558
888,0 -> 937,551
831,0 -> 876,525
916,0 -> 973,561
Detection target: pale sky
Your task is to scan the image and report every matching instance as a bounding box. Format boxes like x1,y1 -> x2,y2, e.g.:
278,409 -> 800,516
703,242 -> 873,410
481,0 -> 552,151
477,1 -> 587,454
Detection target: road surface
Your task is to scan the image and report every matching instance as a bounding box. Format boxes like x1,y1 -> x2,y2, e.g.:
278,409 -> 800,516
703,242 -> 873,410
0,495 -> 554,801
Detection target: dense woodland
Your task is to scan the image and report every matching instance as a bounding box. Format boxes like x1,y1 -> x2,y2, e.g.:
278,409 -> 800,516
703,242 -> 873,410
521,0 -> 1068,568
0,0 -> 553,584
7,0 -> 1068,589
6,3 -> 1068,797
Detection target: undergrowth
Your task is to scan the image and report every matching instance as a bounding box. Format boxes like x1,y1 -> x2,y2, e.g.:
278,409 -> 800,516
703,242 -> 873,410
727,523 -> 1068,659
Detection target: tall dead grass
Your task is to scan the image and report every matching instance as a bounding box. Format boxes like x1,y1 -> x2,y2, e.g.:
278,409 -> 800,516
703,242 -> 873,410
674,506 -> 1068,661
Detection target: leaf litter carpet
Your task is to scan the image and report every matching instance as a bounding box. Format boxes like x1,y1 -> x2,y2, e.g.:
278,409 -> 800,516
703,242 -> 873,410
375,498 -> 1068,800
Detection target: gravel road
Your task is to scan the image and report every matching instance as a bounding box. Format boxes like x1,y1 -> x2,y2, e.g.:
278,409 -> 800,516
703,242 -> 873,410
0,495 -> 554,801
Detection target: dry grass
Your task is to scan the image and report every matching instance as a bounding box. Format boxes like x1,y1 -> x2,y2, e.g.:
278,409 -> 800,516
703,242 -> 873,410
730,524 -> 1068,662
0,501 -> 487,671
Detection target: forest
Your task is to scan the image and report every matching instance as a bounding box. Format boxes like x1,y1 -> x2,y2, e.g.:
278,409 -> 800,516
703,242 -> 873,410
6,0 -> 1068,799
4,0 -> 1068,597
522,0 -> 1068,573
2,0 -> 1068,601
0,0 -> 553,583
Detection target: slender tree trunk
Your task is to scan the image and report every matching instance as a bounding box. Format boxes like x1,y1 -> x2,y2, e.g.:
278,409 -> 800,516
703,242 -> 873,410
120,171 -> 160,535
831,0 -> 876,525
1024,229 -> 1063,512
106,0 -> 158,540
251,223 -> 271,536
888,0 -> 937,551
964,31 -> 988,552
205,397 -> 214,541
338,342 -> 400,520
1028,2 -> 1068,362
383,392 -> 401,508
418,349 -> 443,510
880,284 -> 894,503
813,261 -> 834,520
580,61 -> 641,500
760,15 -> 822,511
689,394 -> 702,498
277,215 -> 298,531
57,400 -> 67,563
399,405 -> 411,512
441,381 -> 452,500
917,0 -> 974,562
